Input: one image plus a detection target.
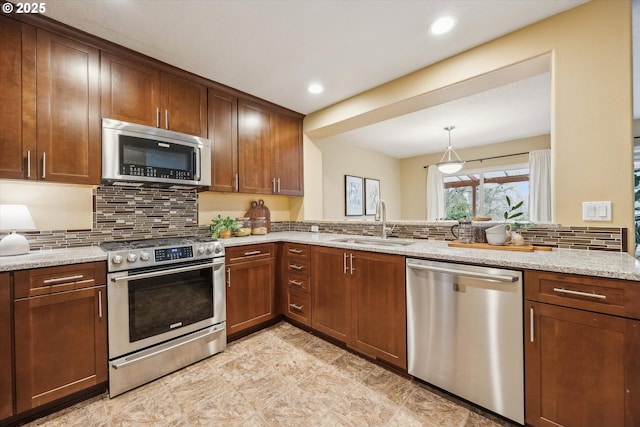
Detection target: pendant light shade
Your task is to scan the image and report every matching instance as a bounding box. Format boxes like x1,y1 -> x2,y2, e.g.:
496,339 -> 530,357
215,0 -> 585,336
436,126 -> 464,174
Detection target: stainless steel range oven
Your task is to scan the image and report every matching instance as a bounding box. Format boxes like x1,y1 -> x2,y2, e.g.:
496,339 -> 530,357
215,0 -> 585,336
101,237 -> 226,397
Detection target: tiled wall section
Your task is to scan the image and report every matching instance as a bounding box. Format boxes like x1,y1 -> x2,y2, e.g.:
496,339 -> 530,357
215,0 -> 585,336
13,187 -> 626,252
278,221 -> 626,252
21,186 -> 206,250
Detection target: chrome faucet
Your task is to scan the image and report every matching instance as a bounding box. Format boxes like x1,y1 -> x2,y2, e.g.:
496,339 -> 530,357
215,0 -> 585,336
375,199 -> 390,239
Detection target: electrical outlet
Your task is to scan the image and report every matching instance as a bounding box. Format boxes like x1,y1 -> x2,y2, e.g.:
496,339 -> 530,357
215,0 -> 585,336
310,224 -> 319,233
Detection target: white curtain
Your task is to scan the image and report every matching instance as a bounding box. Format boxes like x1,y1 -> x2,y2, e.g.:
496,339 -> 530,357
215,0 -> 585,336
529,149 -> 552,223
426,165 -> 445,221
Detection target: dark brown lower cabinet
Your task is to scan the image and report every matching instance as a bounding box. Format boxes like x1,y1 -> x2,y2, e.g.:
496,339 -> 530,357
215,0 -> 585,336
311,246 -> 406,369
225,244 -> 276,337
0,272 -> 13,420
525,271 -> 640,427
13,263 -> 107,414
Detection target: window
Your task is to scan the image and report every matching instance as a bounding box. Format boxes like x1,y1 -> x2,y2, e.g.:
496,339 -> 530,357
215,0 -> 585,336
444,166 -> 529,221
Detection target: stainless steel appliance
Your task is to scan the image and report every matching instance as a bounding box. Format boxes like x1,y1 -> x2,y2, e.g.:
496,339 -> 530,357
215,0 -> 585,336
101,237 -> 226,397
102,118 -> 212,188
406,258 -> 524,425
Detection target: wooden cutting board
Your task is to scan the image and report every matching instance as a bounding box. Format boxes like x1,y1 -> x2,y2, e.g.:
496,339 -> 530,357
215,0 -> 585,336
448,241 -> 553,252
244,199 -> 271,232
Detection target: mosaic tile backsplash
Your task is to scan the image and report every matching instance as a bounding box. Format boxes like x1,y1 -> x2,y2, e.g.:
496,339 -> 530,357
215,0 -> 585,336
8,187 -> 627,252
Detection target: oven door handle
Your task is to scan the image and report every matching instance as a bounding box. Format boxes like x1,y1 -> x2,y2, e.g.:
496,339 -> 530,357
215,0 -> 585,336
111,261 -> 221,282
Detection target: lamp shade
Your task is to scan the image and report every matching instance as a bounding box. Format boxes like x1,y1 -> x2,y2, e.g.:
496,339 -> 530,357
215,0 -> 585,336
0,204 -> 36,231
0,205 -> 36,256
435,126 -> 465,174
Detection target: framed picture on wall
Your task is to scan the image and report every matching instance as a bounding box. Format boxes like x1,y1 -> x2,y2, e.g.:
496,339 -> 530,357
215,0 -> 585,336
345,175 -> 364,216
365,178 -> 380,215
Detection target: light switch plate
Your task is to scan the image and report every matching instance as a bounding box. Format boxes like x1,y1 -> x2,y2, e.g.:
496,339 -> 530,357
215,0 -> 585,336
582,201 -> 611,221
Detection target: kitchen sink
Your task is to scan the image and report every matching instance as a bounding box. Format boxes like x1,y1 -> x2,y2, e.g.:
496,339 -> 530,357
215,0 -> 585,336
331,237 -> 416,247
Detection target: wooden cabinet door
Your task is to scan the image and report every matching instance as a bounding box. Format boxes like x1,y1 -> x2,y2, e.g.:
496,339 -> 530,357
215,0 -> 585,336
100,52 -> 161,128
208,88 -> 238,192
0,273 -> 12,419
271,112 -> 303,196
525,301 -> 640,427
0,17 -> 36,180
238,100 -> 272,194
226,257 -> 276,336
350,251 -> 406,369
14,286 -> 107,413
311,246 -> 350,342
161,73 -> 207,137
36,30 -> 101,184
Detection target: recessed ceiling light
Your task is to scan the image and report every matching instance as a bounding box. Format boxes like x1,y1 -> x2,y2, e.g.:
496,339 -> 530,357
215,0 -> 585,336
308,83 -> 324,94
429,15 -> 457,35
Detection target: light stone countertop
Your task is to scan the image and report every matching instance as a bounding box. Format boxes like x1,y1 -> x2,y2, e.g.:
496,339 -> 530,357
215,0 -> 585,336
2,232 -> 640,281
0,246 -> 107,272
223,231 -> 640,281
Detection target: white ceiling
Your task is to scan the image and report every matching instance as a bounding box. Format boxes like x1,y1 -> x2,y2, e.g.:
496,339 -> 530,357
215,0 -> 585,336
44,0 -> 588,157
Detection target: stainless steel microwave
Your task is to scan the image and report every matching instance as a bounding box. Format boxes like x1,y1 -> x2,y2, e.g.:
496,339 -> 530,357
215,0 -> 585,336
102,118 -> 211,188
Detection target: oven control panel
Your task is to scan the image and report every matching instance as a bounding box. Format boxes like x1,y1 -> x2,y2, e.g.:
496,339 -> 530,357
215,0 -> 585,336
106,240 -> 224,272
155,246 -> 193,262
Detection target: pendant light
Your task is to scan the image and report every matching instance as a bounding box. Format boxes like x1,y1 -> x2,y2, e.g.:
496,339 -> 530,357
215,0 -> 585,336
436,126 -> 464,174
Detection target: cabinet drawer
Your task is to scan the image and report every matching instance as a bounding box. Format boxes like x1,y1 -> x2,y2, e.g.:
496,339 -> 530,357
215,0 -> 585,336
286,288 -> 311,326
286,273 -> 311,293
226,244 -> 275,264
14,262 -> 106,299
286,258 -> 309,276
284,243 -> 309,260
525,271 -> 640,319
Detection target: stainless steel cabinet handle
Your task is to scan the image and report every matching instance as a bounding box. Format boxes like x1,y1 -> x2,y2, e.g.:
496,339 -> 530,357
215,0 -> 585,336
156,107 -> 160,127
243,250 -> 262,256
165,109 -> 169,129
289,279 -> 303,286
98,290 -> 103,318
406,263 -> 518,282
42,152 -> 46,178
350,253 -> 355,275
27,150 -> 31,177
226,267 -> 231,288
529,307 -> 534,343
553,287 -> 606,300
289,303 -> 303,311
289,264 -> 303,270
43,274 -> 84,284
289,249 -> 303,254
234,174 -> 239,191
272,178 -> 276,193
343,253 -> 347,274
277,178 -> 281,193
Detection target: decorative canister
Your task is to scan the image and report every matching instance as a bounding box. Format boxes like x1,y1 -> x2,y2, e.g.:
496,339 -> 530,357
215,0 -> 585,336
251,217 -> 268,235
472,218 -> 493,243
235,217 -> 251,237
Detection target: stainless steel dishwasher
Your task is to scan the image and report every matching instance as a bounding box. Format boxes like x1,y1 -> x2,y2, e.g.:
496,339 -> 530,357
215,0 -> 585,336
406,258 -> 524,425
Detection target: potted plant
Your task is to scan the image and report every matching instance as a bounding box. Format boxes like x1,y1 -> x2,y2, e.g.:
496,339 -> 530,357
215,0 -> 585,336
208,215 -> 240,239
503,196 -> 524,222
504,196 -> 526,245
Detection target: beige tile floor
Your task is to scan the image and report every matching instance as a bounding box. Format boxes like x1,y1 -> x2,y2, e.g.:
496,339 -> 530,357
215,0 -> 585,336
28,322 -> 516,427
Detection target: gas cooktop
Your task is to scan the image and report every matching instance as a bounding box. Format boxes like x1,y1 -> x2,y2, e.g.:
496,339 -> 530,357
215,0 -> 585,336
101,236 -> 224,272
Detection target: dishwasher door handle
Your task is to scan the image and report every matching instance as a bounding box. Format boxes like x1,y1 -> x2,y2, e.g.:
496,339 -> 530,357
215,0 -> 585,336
406,262 -> 518,282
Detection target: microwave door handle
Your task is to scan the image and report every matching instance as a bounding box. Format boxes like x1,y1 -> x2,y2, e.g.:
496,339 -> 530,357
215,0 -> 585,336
193,147 -> 200,181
